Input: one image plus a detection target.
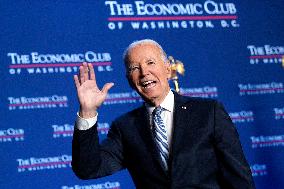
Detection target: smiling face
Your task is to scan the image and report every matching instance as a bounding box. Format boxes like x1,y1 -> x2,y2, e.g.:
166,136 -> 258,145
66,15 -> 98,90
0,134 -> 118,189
125,43 -> 171,106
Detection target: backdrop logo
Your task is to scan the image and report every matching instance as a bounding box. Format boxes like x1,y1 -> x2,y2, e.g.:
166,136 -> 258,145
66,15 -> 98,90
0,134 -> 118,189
251,135 -> 284,148
229,111 -> 254,123
17,155 -> 71,172
103,91 -> 143,105
62,181 -> 121,189
180,86 -> 218,98
52,124 -> 74,138
238,82 -> 284,96
52,122 -> 109,138
8,95 -> 68,110
247,45 -> 284,65
274,107 -> 284,120
250,164 -> 268,177
7,51 -> 113,75
0,128 -> 24,142
105,0 -> 239,30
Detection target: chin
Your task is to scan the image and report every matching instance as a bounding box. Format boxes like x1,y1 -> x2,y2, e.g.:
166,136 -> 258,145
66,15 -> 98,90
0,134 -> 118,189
142,93 -> 160,103
137,87 -> 162,100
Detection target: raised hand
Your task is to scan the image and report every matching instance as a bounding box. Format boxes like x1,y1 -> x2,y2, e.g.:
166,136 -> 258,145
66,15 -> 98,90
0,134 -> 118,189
74,63 -> 114,118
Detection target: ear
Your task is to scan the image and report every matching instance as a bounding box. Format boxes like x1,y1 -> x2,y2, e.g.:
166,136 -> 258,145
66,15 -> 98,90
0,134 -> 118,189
165,60 -> 171,79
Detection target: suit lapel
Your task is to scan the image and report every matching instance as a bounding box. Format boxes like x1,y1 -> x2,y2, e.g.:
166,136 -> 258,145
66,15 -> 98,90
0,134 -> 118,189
135,106 -> 169,175
170,93 -> 194,157
135,93 -> 195,175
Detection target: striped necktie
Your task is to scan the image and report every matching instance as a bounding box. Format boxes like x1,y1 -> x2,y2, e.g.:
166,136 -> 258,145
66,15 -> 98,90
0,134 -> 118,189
152,106 -> 169,170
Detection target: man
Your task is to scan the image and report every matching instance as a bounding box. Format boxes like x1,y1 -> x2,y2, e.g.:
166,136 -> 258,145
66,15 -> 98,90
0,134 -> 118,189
72,39 -> 255,189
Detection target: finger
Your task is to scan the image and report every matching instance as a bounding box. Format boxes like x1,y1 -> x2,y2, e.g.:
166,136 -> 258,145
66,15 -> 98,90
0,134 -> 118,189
73,75 -> 80,89
88,63 -> 96,81
102,82 -> 114,94
79,65 -> 85,83
83,62 -> 89,81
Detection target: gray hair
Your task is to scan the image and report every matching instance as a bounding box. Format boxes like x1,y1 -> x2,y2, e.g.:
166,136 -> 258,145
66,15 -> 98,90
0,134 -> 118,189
123,39 -> 168,66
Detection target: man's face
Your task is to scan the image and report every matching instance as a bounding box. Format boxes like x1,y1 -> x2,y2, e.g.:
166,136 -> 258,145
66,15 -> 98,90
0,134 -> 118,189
126,43 -> 171,106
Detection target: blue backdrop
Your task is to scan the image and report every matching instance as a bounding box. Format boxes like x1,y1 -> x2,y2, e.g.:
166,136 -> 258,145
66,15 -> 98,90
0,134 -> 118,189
1,1 -> 284,188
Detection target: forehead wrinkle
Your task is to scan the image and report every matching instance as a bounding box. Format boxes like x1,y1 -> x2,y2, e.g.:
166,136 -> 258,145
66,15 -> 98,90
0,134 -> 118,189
128,55 -> 156,65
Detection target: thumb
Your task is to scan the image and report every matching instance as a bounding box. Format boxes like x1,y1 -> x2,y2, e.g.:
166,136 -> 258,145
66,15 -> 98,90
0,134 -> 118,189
102,82 -> 114,94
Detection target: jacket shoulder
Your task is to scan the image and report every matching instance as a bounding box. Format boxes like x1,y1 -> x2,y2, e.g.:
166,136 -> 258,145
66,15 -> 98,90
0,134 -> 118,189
176,93 -> 219,106
112,106 -> 145,124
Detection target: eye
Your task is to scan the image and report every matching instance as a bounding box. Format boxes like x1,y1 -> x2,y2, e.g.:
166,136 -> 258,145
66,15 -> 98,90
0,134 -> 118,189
128,65 -> 140,73
147,61 -> 155,65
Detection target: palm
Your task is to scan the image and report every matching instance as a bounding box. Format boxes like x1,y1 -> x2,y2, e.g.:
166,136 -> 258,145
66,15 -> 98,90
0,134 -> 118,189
74,63 -> 114,118
77,80 -> 103,108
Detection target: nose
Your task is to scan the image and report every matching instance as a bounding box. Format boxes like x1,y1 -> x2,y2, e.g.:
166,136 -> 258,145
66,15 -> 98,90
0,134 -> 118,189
139,64 -> 150,77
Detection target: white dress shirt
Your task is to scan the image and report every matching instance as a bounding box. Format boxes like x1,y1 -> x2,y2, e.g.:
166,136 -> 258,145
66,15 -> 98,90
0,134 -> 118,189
76,90 -> 175,148
145,90 -> 174,149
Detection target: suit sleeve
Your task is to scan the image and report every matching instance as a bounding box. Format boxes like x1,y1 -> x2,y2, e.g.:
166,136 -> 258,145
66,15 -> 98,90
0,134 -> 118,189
72,121 -> 124,179
213,101 -> 255,189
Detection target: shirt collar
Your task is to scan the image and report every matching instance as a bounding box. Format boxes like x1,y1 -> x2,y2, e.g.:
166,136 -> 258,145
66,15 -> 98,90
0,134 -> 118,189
145,90 -> 174,115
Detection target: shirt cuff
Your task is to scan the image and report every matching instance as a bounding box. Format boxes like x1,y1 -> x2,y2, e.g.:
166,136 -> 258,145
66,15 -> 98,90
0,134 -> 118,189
76,112 -> 98,130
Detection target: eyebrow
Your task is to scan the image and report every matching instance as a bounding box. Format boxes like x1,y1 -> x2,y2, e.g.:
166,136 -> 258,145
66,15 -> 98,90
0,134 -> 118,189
145,58 -> 155,62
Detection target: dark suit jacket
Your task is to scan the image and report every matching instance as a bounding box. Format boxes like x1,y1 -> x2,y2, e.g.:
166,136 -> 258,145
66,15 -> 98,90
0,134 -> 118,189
72,93 -> 255,189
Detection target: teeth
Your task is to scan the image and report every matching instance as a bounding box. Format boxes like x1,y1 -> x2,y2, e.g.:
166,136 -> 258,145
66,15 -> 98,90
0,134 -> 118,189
141,80 -> 156,89
142,81 -> 154,86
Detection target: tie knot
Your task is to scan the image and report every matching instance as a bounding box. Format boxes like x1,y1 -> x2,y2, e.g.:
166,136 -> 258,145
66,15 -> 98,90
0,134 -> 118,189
153,106 -> 163,117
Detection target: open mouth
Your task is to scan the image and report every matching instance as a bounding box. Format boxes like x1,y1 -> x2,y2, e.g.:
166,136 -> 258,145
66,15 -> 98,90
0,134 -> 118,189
141,80 -> 157,89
